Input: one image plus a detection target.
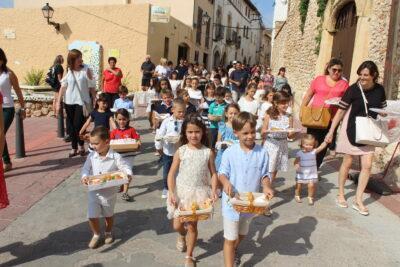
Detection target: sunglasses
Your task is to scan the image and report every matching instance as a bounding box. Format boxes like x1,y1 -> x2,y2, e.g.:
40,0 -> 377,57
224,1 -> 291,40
174,120 -> 180,132
331,68 -> 343,73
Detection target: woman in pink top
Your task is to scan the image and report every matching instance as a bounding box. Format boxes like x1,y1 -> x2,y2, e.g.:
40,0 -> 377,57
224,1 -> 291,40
301,58 -> 349,168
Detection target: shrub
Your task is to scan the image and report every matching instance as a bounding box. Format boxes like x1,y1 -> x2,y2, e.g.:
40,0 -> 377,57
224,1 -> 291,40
24,69 -> 45,86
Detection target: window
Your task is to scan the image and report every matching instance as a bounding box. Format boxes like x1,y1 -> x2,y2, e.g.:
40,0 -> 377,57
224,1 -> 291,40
203,53 -> 208,66
205,20 -> 211,48
196,7 -> 203,45
164,37 -> 169,59
226,14 -> 232,41
195,51 -> 199,62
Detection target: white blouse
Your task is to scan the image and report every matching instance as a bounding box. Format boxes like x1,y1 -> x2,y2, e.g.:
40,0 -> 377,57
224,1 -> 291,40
0,71 -> 14,108
61,65 -> 95,106
238,97 -> 259,115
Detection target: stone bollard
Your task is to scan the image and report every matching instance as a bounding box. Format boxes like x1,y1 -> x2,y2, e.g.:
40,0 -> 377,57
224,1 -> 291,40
15,108 -> 26,158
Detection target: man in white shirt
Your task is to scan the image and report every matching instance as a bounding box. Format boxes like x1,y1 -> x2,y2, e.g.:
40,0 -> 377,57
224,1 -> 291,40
81,126 -> 133,249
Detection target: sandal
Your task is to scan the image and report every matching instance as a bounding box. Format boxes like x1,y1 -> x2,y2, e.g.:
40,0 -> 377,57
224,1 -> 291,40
294,195 -> 302,203
176,235 -> 187,252
121,193 -> 134,202
3,163 -> 12,172
68,150 -> 78,158
336,197 -> 348,208
184,256 -> 196,267
352,203 -> 369,216
79,149 -> 86,157
308,197 -> 314,206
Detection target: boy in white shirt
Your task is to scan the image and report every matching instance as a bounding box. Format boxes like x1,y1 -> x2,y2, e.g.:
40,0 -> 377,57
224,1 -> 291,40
155,98 -> 186,199
81,126 -> 133,249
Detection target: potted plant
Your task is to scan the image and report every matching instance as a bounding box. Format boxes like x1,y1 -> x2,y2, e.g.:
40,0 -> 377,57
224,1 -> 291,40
20,69 -> 51,94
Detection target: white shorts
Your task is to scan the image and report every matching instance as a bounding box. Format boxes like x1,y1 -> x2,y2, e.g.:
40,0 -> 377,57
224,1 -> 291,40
87,195 -> 117,219
223,216 -> 253,241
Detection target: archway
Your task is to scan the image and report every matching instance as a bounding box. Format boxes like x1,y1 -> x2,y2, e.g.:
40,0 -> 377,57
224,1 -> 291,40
331,1 -> 357,80
213,50 -> 221,68
177,43 -> 190,64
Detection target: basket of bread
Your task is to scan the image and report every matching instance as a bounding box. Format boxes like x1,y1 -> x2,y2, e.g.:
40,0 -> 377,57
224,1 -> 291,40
175,199 -> 213,223
229,192 -> 270,215
110,138 -> 140,152
86,171 -> 129,191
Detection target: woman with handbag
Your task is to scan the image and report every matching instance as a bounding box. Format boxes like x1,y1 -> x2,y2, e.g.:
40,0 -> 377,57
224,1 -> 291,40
300,58 -> 349,168
325,61 -> 387,215
56,49 -> 96,157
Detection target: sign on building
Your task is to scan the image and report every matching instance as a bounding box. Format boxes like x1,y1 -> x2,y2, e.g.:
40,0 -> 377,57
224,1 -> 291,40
3,29 -> 16,39
150,6 -> 170,23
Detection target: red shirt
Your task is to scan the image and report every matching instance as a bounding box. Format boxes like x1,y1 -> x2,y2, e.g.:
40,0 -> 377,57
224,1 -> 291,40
103,68 -> 122,94
110,127 -> 140,140
310,75 -> 349,114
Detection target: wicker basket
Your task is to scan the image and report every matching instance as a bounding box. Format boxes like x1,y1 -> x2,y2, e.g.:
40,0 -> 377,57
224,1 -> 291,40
179,213 -> 211,223
230,192 -> 269,215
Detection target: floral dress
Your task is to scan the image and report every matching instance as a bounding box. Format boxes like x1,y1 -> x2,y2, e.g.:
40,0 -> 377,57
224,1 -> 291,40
215,123 -> 238,171
264,114 -> 289,172
167,145 -> 212,218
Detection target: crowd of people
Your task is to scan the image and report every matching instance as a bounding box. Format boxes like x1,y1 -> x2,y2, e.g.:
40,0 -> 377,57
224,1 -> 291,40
0,45 -> 390,267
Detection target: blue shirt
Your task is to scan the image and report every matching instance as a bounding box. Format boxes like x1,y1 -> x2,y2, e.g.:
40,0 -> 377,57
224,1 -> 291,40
219,143 -> 269,221
208,101 -> 227,129
113,98 -> 134,110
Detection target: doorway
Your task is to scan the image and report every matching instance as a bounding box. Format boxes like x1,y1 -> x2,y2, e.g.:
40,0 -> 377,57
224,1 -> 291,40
177,43 -> 189,64
213,50 -> 221,68
331,1 -> 358,80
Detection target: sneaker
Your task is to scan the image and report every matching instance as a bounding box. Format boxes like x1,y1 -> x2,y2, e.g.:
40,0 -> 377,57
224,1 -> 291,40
88,235 -> 100,249
264,208 -> 273,217
104,232 -> 114,244
63,135 -> 71,142
234,251 -> 241,267
121,193 -> 134,202
161,189 -> 168,199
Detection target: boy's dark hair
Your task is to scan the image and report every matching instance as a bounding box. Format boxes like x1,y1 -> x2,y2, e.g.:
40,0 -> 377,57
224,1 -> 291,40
215,86 -> 226,98
267,91 -> 290,120
281,83 -> 292,96
178,89 -> 189,98
232,112 -> 256,131
172,97 -> 186,109
108,57 -> 117,63
180,113 -> 209,147
115,108 -> 130,127
213,74 -> 221,80
119,85 -> 128,94
90,126 -> 110,141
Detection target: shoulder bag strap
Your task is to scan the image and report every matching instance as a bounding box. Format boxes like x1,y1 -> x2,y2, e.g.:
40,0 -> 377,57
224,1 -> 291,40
357,82 -> 369,117
71,70 -> 88,105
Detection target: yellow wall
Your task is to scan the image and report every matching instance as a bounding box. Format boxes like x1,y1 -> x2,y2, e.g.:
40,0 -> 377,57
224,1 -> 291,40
0,4 -> 150,90
14,0 -> 129,8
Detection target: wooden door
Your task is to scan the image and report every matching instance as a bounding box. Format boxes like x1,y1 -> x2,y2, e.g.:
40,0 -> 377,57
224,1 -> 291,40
331,1 -> 358,80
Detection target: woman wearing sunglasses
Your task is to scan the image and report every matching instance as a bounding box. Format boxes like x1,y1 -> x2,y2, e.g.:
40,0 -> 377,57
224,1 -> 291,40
300,58 -> 349,169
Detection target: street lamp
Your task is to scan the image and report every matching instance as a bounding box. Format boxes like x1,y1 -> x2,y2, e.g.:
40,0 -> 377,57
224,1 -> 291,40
202,12 -> 211,25
41,3 -> 60,31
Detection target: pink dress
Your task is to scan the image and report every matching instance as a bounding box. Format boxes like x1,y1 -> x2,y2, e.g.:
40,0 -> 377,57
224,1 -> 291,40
336,107 -> 375,155
0,93 -> 9,209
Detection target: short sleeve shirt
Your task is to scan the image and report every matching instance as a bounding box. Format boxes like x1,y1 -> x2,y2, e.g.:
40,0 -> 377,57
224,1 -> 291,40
230,70 -> 248,92
338,82 -> 387,146
53,64 -> 64,89
310,75 -> 349,114
141,61 -> 155,79
110,127 -> 140,140
90,110 -> 114,129
219,143 -> 269,221
208,101 -> 227,129
103,68 -> 122,94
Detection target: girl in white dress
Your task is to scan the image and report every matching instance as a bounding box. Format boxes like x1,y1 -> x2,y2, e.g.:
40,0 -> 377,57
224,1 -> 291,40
294,134 -> 327,205
238,83 -> 259,116
167,114 -> 218,266
262,91 -> 295,183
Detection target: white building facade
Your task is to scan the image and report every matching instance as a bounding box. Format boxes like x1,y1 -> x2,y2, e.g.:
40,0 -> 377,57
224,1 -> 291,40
212,0 -> 262,68
271,0 -> 289,47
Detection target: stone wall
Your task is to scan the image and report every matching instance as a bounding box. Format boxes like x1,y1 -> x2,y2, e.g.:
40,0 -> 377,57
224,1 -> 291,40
271,0 -> 320,110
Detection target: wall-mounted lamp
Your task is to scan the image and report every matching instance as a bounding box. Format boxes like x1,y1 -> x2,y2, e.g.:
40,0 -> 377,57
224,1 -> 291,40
41,3 -> 60,31
202,12 -> 211,25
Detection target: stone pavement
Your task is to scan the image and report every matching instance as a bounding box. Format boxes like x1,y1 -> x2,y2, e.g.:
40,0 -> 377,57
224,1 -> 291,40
0,116 -> 400,266
0,116 -> 85,231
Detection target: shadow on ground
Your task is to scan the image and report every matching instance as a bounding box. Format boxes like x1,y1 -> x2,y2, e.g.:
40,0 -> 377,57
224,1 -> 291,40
0,207 -> 172,267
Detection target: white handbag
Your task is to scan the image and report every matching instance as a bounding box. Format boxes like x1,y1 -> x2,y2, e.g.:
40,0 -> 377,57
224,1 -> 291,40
355,83 -> 389,147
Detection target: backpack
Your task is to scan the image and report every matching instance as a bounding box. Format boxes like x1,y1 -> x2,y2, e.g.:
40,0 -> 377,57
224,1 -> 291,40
45,66 -> 58,88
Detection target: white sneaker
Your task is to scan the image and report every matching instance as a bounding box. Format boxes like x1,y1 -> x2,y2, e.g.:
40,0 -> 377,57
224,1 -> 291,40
161,189 -> 168,199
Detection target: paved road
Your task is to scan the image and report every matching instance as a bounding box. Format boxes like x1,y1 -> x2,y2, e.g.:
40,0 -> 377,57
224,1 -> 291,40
0,117 -> 400,266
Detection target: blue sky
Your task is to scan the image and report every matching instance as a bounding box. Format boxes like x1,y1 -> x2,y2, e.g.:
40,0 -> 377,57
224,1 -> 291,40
0,0 -> 274,27
0,0 -> 14,8
253,0 -> 274,28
